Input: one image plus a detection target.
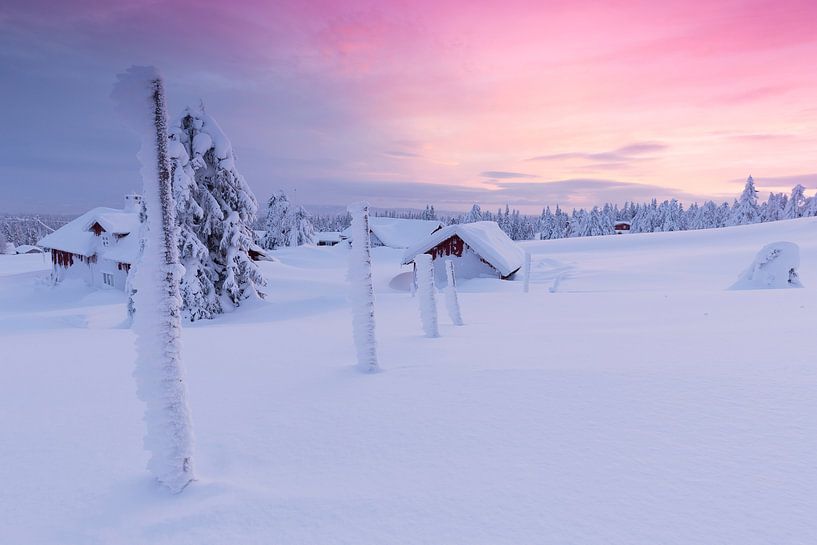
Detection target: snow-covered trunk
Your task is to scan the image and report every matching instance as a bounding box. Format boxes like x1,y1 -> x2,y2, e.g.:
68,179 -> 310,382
444,260 -> 463,326
348,202 -> 379,372
415,253 -> 439,337
523,251 -> 531,293
113,67 -> 195,493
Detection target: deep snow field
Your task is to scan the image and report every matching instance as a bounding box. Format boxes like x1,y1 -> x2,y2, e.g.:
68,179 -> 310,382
1,218 -> 815,544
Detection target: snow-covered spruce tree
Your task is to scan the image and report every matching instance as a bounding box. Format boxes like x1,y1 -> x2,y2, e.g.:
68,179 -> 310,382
415,253 -> 439,337
421,204 -> 437,220
784,184 -> 806,219
172,104 -> 263,310
348,202 -> 379,372
288,205 -> 315,246
112,66 -> 194,493
731,175 -> 760,225
263,190 -> 291,249
168,129 -> 219,321
803,192 -> 817,217
463,203 -> 483,223
444,260 -> 464,326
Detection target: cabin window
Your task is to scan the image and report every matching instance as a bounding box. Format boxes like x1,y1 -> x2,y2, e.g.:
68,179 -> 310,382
102,272 -> 114,287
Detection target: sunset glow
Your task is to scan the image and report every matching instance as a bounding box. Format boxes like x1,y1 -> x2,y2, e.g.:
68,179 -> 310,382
3,0 -> 817,212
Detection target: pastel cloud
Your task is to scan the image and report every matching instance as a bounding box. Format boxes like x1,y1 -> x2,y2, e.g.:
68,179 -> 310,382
2,0 -> 817,213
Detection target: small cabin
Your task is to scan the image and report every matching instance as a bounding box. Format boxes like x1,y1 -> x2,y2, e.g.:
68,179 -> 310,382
15,245 -> 45,254
38,195 -> 143,290
402,221 -> 524,284
316,232 -> 341,246
614,221 -> 632,234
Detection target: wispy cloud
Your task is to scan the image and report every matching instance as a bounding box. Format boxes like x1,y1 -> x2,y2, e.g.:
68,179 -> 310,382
479,170 -> 537,179
291,177 -> 723,214
527,141 -> 667,163
384,150 -> 421,158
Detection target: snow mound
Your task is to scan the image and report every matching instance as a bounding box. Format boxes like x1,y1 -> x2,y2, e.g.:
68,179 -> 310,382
730,241 -> 803,290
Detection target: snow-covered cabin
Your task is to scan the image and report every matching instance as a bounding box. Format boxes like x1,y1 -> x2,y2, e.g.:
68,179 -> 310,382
15,245 -> 44,254
316,231 -> 341,246
38,195 -> 143,290
614,221 -> 632,234
341,217 -> 444,249
402,221 -> 524,283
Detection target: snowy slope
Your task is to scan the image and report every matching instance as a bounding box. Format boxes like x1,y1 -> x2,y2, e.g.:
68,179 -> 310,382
1,219 -> 816,544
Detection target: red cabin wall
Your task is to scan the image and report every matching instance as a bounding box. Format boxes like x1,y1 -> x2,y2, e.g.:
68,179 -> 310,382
426,235 -> 465,259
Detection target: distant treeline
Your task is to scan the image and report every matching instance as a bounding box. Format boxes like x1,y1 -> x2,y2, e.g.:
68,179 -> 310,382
306,176 -> 815,241
0,214 -> 72,247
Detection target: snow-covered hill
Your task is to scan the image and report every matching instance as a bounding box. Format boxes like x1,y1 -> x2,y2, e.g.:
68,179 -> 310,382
1,218 -> 815,544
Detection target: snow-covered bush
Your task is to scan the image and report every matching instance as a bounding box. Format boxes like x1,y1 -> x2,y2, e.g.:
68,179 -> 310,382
348,202 -> 379,372
415,253 -> 439,337
444,260 -> 463,326
113,66 -> 195,493
730,241 -> 803,290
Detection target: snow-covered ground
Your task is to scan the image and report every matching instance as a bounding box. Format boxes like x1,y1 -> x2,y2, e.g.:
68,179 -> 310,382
1,219 -> 815,544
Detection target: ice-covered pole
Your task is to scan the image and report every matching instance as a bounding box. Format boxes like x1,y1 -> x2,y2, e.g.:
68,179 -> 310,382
444,260 -> 464,326
113,66 -> 195,493
415,253 -> 439,337
523,251 -> 531,293
348,202 -> 379,372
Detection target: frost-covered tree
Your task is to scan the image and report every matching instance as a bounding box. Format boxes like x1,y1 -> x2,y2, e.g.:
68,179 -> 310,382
288,205 -> 315,246
731,175 -> 760,225
803,192 -> 817,217
171,104 -> 264,310
569,209 -> 589,237
263,190 -> 291,249
538,206 -> 555,240
113,66 -> 195,493
168,130 -> 219,321
552,205 -> 569,239
762,193 -> 785,223
348,202 -> 379,372
463,203 -> 483,223
783,184 -> 806,219
420,204 -> 437,220
443,260 -> 463,326
415,253 -> 439,337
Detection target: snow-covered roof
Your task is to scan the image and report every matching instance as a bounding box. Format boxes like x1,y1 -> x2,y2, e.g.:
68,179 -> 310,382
15,245 -> 44,254
402,221 -> 525,277
316,231 -> 341,242
342,217 -> 444,249
94,211 -> 140,234
38,206 -> 141,263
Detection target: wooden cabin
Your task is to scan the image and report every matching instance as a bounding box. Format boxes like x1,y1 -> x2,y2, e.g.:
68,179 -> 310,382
614,221 -> 632,234
38,195 -> 143,290
402,221 -> 524,284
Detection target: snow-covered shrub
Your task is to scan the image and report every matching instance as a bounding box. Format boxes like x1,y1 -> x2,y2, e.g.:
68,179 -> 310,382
112,66 -> 195,493
348,202 -> 379,372
444,260 -> 463,326
730,241 -> 803,290
415,253 -> 439,337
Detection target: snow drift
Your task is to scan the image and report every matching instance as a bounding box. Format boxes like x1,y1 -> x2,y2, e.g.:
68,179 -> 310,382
730,241 -> 803,290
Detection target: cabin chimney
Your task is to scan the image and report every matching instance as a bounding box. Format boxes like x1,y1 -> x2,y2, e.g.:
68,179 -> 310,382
124,194 -> 143,213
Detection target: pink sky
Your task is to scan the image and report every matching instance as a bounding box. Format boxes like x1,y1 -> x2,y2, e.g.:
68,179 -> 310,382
3,0 -> 817,212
